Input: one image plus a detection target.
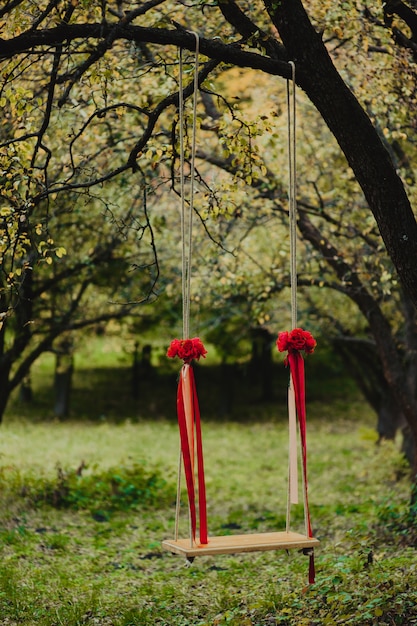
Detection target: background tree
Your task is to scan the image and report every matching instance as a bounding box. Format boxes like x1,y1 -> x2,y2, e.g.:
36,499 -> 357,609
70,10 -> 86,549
1,1 -> 416,300
1,0 -> 417,474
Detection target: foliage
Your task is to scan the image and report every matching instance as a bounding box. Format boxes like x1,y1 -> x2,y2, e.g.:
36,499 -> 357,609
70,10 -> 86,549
376,480 -> 417,547
0,461 -> 175,519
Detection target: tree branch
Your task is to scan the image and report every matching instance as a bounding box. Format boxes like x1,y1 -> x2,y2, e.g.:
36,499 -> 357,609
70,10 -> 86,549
218,0 -> 287,59
127,57 -> 220,168
384,0 -> 417,41
0,0 -> 25,20
0,23 -> 291,77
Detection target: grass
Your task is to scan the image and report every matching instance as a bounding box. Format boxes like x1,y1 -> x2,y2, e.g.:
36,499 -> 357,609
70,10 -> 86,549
0,417 -> 416,624
0,349 -> 416,625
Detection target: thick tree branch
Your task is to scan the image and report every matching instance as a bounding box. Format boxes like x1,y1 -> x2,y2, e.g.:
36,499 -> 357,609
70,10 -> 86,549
384,0 -> 417,41
0,0 -> 24,20
218,0 -> 287,59
0,23 -> 291,77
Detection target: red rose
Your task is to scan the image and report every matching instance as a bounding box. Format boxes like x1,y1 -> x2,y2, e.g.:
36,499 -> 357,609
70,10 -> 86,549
167,337 -> 207,363
289,328 -> 306,350
179,339 -> 194,362
276,328 -> 316,355
166,339 -> 179,358
192,337 -> 207,359
303,331 -> 316,354
277,331 -> 289,352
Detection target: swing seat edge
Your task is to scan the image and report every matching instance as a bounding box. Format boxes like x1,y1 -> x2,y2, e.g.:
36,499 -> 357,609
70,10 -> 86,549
162,531 -> 319,557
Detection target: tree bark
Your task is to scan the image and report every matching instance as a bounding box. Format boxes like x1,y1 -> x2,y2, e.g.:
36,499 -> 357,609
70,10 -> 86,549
0,357 -> 11,424
250,327 -> 274,401
54,353 -> 74,419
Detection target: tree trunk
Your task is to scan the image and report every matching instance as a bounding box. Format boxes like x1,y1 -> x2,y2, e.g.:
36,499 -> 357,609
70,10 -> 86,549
218,362 -> 236,417
54,340 -> 74,419
333,336 -> 415,464
19,374 -> 33,404
54,359 -> 73,419
267,0 -> 417,309
250,327 -> 274,401
0,356 -> 12,424
132,341 -> 140,400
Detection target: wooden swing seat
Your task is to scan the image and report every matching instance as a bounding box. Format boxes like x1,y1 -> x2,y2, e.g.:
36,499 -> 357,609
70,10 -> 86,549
162,531 -> 319,558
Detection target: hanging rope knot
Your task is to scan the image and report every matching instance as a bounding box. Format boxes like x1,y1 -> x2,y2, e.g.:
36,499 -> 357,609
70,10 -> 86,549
277,328 -> 316,363
167,337 -> 207,364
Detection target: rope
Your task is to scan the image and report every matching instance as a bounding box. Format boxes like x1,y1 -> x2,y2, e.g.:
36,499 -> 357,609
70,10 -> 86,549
174,448 -> 182,541
286,60 -> 297,534
187,33 -> 199,339
176,33 -> 200,547
179,48 -> 185,338
287,61 -> 297,330
285,62 -> 311,542
179,33 -> 199,340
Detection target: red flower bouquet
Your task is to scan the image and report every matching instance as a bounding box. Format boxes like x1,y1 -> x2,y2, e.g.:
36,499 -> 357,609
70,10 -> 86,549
277,328 -> 317,355
167,337 -> 207,363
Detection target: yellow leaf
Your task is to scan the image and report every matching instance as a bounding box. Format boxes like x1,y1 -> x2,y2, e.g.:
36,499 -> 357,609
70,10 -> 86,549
55,247 -> 67,259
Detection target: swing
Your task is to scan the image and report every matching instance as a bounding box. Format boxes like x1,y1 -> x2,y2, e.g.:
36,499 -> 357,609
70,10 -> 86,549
162,38 -> 319,583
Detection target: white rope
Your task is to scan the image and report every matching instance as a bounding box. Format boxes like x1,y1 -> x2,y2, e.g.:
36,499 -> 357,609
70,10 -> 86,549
187,33 -> 199,340
176,33 -> 200,546
284,63 -> 310,540
286,61 -> 297,534
287,61 -> 297,331
179,33 -> 199,340
178,48 -> 187,339
286,374 -> 298,532
174,447 -> 182,541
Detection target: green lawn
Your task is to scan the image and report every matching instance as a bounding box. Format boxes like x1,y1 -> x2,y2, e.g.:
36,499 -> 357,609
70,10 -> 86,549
0,389 -> 415,625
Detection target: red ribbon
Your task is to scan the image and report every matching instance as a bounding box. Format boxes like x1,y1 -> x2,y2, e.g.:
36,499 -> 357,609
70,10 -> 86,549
287,351 -> 315,584
176,364 -> 208,545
